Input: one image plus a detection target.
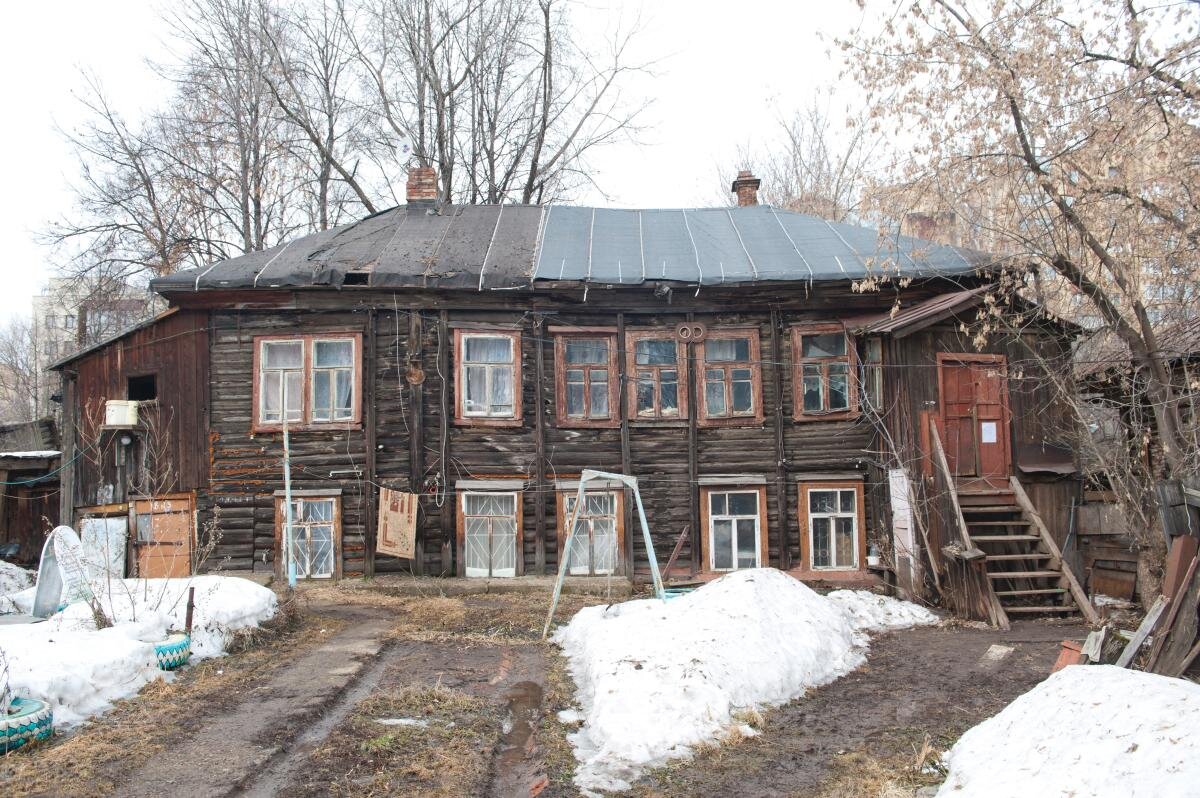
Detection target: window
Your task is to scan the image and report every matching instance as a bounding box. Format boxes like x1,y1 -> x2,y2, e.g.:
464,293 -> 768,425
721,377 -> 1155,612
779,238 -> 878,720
553,330 -> 618,427
253,334 -> 362,430
127,374 -> 158,402
459,491 -> 521,577
792,326 -> 858,420
799,482 -> 864,570
455,331 -> 521,424
860,337 -> 883,411
698,330 -> 762,424
64,314 -> 76,330
274,494 -> 341,579
558,489 -> 622,575
701,486 -> 766,572
627,331 -> 688,420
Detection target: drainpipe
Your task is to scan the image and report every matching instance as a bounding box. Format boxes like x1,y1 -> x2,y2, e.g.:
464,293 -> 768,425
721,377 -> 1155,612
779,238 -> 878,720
283,417 -> 296,588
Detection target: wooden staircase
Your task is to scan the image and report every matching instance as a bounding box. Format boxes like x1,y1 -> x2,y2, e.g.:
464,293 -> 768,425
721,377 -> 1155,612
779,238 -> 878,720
959,480 -> 1098,624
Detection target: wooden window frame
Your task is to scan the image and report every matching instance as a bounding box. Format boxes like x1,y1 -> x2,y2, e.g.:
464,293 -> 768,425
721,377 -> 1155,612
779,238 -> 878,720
797,480 -> 866,572
552,329 -> 620,429
791,324 -> 860,422
252,333 -> 363,433
453,329 -> 523,427
699,485 -> 769,572
555,487 -> 626,576
625,329 -> 689,421
697,328 -> 764,426
456,490 -> 524,577
272,493 -> 343,580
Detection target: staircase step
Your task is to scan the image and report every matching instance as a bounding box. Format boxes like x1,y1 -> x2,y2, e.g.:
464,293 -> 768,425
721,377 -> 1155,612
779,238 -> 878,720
1003,605 -> 1080,614
988,570 -> 1061,579
995,588 -> 1067,597
962,505 -> 1023,514
968,520 -> 1031,527
986,553 -> 1053,561
972,534 -> 1040,543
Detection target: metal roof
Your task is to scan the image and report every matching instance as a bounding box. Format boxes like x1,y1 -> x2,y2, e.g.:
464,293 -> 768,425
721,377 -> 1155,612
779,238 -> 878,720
150,204 -> 991,294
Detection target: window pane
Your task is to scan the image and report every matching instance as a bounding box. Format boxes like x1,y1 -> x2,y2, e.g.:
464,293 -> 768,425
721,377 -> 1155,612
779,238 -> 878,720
567,521 -> 590,575
705,377 -> 727,416
736,518 -> 757,568
840,490 -> 856,513
566,382 -> 585,416
464,335 -> 512,363
801,333 -> 846,358
636,339 -> 676,365
314,339 -> 353,367
464,516 -> 490,576
264,340 -> 302,368
489,366 -> 514,412
812,517 -> 831,567
284,372 -> 303,420
828,364 -> 849,410
593,519 -> 617,574
491,518 -> 517,576
589,380 -> 609,417
262,371 -> 281,421
732,377 -> 753,413
710,492 -> 727,515
585,493 -> 615,515
660,371 -> 678,414
729,492 -> 758,516
465,365 -> 487,411
706,338 -> 750,363
304,499 -> 333,522
566,368 -> 585,384
335,370 -> 353,417
464,494 -> 488,515
835,516 -> 856,566
713,519 -> 733,569
636,374 -> 655,415
803,364 -> 824,412
810,490 -> 836,514
313,371 -> 331,421
566,339 -> 607,364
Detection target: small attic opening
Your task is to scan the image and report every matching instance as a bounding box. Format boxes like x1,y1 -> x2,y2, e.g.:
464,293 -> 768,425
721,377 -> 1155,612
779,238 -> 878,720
127,374 -> 158,401
343,271 -> 370,286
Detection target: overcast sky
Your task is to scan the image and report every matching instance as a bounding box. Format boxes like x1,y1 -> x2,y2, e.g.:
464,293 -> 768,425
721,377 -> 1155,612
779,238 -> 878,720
0,0 -> 867,322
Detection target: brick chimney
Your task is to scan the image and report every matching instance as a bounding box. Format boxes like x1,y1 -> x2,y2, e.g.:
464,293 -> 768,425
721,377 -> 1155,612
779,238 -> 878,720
406,166 -> 438,205
731,170 -> 761,207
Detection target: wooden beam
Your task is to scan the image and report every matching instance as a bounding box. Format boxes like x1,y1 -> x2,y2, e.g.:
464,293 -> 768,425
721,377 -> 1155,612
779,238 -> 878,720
364,308 -> 378,579
617,312 -> 634,578
686,312 -> 700,576
533,317 -> 548,575
408,309 -> 425,575
438,310 -> 453,576
1009,476 -> 1101,626
60,374 -> 76,524
770,309 -> 790,570
1115,594 -> 1168,668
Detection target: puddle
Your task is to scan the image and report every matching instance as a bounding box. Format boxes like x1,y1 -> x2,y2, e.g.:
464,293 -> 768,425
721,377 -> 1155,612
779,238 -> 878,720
489,680 -> 548,798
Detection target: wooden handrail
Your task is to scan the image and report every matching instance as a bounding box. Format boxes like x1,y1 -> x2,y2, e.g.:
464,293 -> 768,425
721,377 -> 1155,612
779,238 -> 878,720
929,424 -> 978,553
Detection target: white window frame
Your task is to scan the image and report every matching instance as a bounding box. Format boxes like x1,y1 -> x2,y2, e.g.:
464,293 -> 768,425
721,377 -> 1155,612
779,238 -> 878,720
804,485 -> 860,570
286,496 -> 337,579
460,490 -> 520,578
311,337 -> 357,422
706,488 -> 763,572
560,489 -> 621,576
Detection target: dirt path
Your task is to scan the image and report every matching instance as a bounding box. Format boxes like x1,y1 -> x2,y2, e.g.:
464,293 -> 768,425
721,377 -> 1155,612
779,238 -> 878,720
112,605 -> 394,798
632,621 -> 1082,797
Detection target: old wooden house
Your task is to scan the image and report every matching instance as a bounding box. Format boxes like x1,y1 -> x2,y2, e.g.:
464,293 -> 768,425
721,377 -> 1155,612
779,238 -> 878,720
52,169 -> 1096,624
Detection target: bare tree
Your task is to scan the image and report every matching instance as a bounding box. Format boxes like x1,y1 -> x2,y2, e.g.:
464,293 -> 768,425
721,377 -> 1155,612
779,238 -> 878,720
0,318 -> 42,425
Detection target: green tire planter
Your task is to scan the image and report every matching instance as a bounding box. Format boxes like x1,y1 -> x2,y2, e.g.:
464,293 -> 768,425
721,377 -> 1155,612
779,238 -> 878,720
155,633 -> 192,671
1,697 -> 53,753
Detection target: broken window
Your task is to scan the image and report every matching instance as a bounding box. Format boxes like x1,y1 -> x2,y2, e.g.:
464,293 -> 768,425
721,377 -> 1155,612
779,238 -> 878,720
554,332 -> 618,427
793,326 -> 858,419
461,492 -> 519,577
560,489 -> 621,575
802,483 -> 862,570
254,334 -> 361,430
628,332 -> 687,420
127,374 -> 158,402
699,330 -> 762,423
457,332 -> 520,421
278,495 -> 339,579
704,487 -> 763,571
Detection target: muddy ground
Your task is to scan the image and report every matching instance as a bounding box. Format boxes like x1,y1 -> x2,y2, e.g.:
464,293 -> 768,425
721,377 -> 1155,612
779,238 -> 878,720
1,586 -> 1080,798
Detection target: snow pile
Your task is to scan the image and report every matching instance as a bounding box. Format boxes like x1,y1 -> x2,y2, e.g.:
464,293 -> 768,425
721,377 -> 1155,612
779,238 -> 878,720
0,576 -> 277,726
827,588 -> 939,634
553,569 -> 938,795
937,665 -> 1200,797
0,560 -> 34,596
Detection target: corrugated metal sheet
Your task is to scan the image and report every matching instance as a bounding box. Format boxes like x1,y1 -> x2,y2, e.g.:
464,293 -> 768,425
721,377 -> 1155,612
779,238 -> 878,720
151,203 -> 990,295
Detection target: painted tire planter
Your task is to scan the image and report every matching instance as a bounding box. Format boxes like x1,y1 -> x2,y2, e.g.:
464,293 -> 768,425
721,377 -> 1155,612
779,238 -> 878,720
155,633 -> 192,671
1,697 -> 53,753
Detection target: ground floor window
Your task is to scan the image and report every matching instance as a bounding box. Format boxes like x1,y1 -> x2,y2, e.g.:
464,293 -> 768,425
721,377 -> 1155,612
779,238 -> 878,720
701,486 -> 766,571
460,491 -> 521,577
799,481 -> 864,570
274,493 -> 341,579
557,489 -> 622,575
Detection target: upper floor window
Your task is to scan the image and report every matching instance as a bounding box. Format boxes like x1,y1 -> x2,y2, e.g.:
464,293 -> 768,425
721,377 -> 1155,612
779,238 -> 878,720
697,330 -> 762,425
553,330 -> 618,428
253,333 -> 362,431
792,326 -> 858,420
455,330 -> 521,424
627,331 -> 688,420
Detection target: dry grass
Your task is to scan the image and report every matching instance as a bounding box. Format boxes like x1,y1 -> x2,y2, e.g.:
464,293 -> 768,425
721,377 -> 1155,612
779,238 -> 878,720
0,605 -> 336,798
287,685 -> 502,798
808,749 -> 943,798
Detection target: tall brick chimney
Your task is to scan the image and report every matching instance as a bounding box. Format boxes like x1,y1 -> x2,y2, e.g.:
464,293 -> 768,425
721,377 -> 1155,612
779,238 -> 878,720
406,166 -> 438,205
731,170 -> 761,207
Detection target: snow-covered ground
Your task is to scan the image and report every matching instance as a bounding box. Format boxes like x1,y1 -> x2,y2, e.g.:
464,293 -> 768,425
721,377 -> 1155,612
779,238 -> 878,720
553,568 -> 938,795
0,575 -> 277,726
0,560 -> 34,596
937,665 -> 1200,798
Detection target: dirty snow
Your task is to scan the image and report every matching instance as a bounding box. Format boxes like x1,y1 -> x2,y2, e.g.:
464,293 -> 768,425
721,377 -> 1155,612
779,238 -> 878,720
553,569 -> 938,795
937,665 -> 1200,797
0,560 -> 34,596
0,576 -> 277,726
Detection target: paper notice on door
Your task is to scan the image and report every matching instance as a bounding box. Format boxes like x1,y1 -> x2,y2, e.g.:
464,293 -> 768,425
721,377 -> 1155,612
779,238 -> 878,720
980,421 -> 998,444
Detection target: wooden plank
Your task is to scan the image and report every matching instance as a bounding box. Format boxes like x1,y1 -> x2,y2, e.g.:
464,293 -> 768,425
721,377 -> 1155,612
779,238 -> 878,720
533,318 -> 548,575
438,311 -> 453,575
686,312 -> 700,575
1115,595 -> 1168,668
1009,476 -> 1101,626
1149,556 -> 1200,674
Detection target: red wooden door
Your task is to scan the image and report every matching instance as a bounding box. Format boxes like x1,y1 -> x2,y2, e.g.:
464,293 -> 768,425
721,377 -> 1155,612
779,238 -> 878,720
939,355 -> 1011,488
